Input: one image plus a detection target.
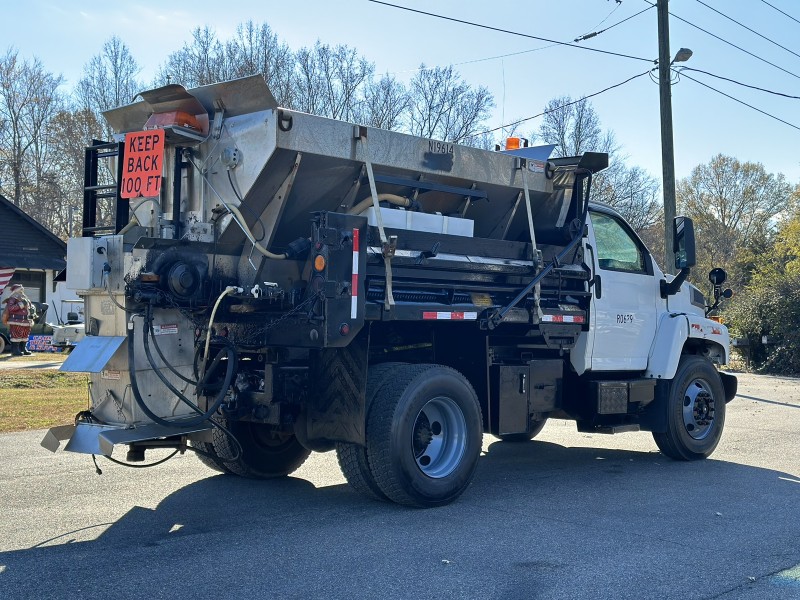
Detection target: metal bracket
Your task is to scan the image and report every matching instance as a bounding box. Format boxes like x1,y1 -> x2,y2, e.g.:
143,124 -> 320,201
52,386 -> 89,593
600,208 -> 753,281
211,101 -> 225,140
382,235 -> 398,259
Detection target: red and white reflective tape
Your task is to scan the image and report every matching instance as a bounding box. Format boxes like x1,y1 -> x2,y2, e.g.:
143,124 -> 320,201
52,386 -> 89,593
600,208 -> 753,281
351,228 -> 359,318
422,311 -> 478,320
541,314 -> 585,324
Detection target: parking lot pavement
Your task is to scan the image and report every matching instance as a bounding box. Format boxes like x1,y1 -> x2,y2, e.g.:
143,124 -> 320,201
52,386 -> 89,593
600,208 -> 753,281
0,372 -> 797,599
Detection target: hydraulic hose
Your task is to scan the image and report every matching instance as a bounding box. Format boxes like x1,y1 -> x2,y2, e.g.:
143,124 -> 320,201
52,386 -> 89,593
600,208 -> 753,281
141,305 -> 234,419
348,193 -> 415,216
147,311 -> 197,386
128,313 -> 236,428
225,202 -> 287,259
188,154 -> 286,260
200,286 -> 239,379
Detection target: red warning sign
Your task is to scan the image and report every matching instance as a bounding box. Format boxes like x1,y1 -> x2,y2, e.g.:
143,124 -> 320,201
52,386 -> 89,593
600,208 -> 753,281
121,130 -> 165,198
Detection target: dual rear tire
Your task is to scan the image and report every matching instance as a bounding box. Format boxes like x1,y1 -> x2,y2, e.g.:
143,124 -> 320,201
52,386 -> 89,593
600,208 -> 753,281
337,363 -> 483,508
191,419 -> 311,478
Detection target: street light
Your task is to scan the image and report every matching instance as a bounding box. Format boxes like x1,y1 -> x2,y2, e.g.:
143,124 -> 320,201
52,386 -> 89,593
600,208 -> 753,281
657,0 -> 692,274
672,48 -> 693,64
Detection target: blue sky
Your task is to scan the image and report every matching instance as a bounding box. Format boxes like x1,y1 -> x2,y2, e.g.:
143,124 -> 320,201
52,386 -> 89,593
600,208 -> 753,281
3,0 -> 799,186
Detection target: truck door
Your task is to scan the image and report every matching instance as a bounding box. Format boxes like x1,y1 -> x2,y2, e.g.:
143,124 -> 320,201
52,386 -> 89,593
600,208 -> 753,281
587,209 -> 659,371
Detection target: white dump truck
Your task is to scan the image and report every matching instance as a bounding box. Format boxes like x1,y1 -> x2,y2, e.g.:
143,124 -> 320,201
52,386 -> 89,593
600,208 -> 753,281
43,76 -> 736,507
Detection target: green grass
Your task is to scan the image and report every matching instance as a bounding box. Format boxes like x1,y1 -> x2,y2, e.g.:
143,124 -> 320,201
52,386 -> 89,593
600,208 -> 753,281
0,369 -> 88,433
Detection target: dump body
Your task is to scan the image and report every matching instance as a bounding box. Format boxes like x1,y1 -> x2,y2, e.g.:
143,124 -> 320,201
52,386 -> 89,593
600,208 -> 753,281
44,75 -> 735,507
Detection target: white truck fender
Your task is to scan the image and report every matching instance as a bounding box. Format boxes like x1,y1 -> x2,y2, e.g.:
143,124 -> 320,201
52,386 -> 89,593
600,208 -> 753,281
646,313 -> 731,380
645,313 -> 689,380
686,313 -> 731,365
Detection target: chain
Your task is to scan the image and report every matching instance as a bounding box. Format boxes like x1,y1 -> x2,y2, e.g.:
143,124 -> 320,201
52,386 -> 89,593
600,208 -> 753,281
236,292 -> 323,348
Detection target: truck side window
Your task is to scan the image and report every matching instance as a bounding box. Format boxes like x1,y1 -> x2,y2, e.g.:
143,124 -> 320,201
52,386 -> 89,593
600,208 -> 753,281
591,211 -> 646,274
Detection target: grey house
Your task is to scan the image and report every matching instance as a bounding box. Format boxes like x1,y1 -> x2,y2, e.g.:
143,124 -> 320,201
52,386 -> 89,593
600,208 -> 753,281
0,194 -> 66,305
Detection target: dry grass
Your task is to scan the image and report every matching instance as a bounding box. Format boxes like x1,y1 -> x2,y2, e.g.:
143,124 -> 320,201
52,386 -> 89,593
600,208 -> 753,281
0,368 -> 88,433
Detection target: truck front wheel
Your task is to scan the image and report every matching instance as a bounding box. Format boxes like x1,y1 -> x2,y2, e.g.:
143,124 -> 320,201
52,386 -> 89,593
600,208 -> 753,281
367,364 -> 483,508
191,419 -> 311,478
653,356 -> 726,461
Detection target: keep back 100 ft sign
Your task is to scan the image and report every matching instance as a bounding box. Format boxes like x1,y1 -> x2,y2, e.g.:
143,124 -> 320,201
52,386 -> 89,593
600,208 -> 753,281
121,130 -> 165,199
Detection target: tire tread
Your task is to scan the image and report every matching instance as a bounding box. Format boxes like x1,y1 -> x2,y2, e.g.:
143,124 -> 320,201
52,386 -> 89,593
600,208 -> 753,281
336,362 -> 404,501
652,355 -> 725,461
367,364 -> 482,507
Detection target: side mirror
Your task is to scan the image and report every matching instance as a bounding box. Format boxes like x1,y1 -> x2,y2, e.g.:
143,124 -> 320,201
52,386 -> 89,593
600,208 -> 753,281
661,216 -> 696,298
674,216 -> 696,270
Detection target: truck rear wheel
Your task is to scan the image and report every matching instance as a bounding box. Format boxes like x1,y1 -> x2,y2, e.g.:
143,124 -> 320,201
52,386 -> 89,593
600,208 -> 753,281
335,362 -> 403,502
366,364 -> 483,508
496,418 -> 548,442
653,356 -> 726,461
191,419 -> 311,478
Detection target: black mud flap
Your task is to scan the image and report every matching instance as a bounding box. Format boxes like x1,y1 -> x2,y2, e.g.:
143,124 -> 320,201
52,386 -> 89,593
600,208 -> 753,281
720,371 -> 738,403
638,380 -> 669,433
303,327 -> 369,447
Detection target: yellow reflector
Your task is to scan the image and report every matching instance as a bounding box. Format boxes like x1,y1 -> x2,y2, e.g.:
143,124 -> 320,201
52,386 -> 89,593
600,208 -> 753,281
314,255 -> 326,271
506,137 -> 521,150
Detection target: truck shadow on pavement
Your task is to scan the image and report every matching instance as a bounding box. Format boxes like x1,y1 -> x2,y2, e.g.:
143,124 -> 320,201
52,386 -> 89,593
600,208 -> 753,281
1,441 -> 799,599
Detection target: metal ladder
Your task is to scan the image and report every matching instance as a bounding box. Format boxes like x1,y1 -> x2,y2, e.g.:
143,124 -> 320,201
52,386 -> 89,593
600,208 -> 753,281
81,140 -> 127,237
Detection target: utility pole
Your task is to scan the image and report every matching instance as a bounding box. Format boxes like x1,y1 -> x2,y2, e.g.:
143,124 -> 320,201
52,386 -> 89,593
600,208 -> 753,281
657,0 -> 677,274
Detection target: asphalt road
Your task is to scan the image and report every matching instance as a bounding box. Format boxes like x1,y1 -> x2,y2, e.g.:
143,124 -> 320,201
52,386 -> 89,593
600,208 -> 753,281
0,373 -> 798,600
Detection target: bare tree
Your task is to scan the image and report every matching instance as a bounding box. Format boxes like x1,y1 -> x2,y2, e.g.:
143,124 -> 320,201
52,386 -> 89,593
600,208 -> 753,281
294,42 -> 373,120
538,95 -> 617,158
593,164 -> 662,231
156,26 -> 229,87
77,37 -> 142,114
224,21 -> 296,106
0,49 -> 63,207
407,65 -> 493,142
357,73 -> 408,130
536,95 -> 666,240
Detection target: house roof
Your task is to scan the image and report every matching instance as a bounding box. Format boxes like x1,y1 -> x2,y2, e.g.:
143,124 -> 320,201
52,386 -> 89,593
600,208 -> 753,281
0,194 -> 67,270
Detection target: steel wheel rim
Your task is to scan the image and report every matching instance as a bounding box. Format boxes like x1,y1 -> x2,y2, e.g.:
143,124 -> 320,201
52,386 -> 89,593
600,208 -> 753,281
682,378 -> 716,440
411,396 -> 467,478
250,424 -> 294,451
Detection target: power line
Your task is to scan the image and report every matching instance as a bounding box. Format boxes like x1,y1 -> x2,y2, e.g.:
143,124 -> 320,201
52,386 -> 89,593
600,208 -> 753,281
586,0 -> 623,32
389,44 -> 560,75
759,0 -> 800,26
576,5 -> 655,42
471,69 -> 652,137
392,5 -> 652,74
679,71 -> 800,132
642,0 -> 800,81
678,67 -> 800,99
695,0 -> 800,61
368,1 -> 656,63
